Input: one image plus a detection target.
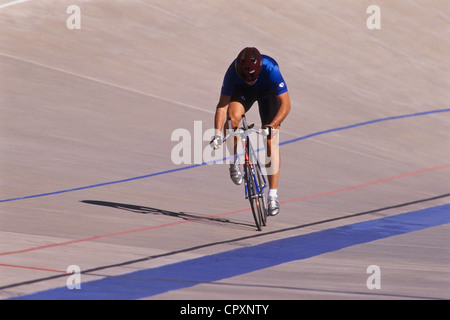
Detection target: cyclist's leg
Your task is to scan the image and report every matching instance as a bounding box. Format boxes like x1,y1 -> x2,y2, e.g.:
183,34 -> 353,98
226,86 -> 256,185
228,85 -> 256,124
227,100 -> 245,151
227,85 -> 257,161
258,93 -> 281,215
266,130 -> 280,187
258,93 -> 281,186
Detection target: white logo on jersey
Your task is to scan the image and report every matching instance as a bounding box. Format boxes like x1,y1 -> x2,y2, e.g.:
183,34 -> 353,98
279,82 -> 285,88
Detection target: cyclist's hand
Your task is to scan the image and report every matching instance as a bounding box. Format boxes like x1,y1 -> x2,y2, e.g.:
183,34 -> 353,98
262,126 -> 274,139
209,135 -> 223,150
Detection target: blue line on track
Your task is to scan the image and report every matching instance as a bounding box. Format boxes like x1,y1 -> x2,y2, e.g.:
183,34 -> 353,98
279,108 -> 450,146
1,108 -> 449,203
12,203 -> 450,300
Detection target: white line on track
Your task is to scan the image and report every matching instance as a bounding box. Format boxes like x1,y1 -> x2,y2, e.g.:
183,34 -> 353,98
0,51 -> 214,114
0,0 -> 31,10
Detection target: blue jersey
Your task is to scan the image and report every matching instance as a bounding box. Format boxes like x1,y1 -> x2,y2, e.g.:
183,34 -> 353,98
221,55 -> 288,96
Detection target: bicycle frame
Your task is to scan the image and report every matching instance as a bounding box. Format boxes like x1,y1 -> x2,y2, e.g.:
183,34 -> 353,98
241,119 -> 267,200
223,114 -> 268,230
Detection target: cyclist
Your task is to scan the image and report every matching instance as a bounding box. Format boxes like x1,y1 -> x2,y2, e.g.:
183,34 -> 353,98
210,47 -> 291,216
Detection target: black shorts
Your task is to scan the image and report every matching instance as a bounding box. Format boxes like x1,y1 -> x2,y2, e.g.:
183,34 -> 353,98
230,85 -> 281,126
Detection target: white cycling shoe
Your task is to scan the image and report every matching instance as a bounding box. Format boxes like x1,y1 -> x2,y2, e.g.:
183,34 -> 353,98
229,163 -> 243,185
268,196 -> 280,216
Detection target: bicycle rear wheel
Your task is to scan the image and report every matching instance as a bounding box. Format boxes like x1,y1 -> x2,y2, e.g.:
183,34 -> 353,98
245,163 -> 263,231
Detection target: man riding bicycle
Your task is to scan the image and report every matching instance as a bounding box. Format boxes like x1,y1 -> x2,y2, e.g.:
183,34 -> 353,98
210,47 -> 291,216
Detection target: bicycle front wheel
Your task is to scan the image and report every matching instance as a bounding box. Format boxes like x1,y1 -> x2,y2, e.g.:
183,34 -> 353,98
254,161 -> 267,227
245,163 -> 263,231
259,192 -> 267,227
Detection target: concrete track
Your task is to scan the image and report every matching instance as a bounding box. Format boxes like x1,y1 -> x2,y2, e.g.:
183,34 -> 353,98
1,0 -> 449,300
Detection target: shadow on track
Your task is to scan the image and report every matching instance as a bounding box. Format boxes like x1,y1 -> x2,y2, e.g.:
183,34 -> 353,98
80,200 -> 254,229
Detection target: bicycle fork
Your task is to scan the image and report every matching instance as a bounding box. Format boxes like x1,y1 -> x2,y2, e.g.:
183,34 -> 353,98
243,137 -> 264,200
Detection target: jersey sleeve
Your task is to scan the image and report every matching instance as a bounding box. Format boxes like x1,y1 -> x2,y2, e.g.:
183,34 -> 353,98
220,62 -> 238,96
270,64 -> 288,95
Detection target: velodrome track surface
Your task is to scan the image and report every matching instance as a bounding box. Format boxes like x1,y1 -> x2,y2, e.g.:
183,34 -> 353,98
1,0 -> 449,300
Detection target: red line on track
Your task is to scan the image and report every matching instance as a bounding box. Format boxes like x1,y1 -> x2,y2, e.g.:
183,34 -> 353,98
0,263 -> 67,274
281,164 -> 450,204
0,208 -> 250,258
1,164 -> 449,264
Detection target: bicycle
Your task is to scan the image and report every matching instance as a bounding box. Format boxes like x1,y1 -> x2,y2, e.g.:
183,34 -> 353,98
222,115 -> 272,231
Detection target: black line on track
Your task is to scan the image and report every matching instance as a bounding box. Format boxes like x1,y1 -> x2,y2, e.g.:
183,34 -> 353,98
1,192 -> 449,293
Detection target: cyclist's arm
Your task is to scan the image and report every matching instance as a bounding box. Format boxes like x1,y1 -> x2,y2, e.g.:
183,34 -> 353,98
214,94 -> 231,135
268,92 -> 291,129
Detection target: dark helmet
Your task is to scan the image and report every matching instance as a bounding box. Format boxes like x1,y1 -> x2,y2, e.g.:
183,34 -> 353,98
235,47 -> 263,83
